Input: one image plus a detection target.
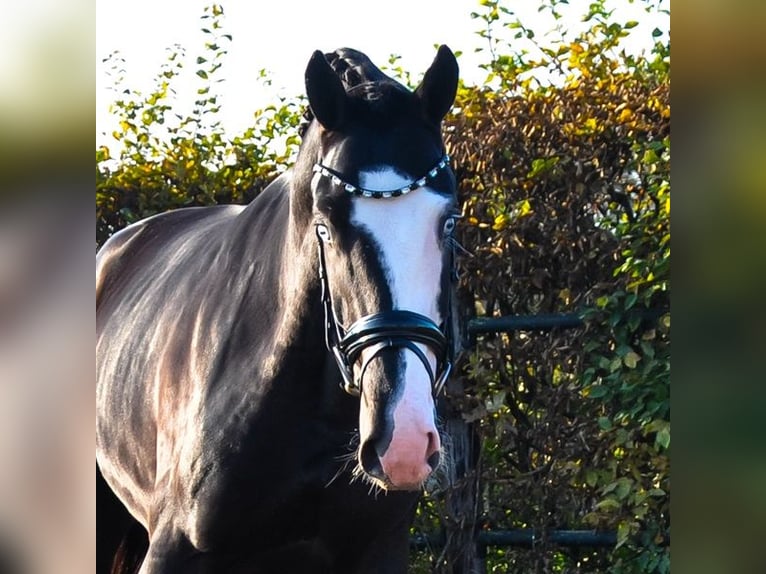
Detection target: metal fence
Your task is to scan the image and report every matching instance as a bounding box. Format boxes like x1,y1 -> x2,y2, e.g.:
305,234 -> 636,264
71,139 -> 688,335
414,308 -> 666,558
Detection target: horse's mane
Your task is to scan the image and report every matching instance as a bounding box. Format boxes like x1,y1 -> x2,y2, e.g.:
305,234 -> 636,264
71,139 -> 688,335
298,48 -> 407,137
325,48 -> 392,89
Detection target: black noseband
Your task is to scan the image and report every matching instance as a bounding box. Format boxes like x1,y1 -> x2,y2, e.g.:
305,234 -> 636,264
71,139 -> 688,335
339,311 -> 452,397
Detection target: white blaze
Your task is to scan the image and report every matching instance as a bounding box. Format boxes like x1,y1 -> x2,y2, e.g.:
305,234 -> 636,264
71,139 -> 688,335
352,168 -> 450,319
352,167 -> 448,488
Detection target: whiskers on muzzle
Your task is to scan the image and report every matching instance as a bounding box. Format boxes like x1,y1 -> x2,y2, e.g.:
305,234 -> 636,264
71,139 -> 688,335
325,433 -> 387,498
325,423 -> 452,496
423,419 -> 452,493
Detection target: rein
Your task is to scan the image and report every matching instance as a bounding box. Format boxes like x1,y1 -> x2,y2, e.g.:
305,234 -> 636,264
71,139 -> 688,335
314,159 -> 457,397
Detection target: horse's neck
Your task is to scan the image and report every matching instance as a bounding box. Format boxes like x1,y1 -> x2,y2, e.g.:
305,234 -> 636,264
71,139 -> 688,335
222,175 -> 320,352
274,220 -> 322,346
240,144 -> 327,359
249,173 -> 323,357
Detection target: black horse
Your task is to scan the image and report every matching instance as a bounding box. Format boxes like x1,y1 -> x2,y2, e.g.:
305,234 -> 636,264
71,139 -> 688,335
97,46 -> 459,573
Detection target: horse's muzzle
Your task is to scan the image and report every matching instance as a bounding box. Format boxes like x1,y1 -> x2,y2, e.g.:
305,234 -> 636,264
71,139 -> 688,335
356,347 -> 442,491
360,428 -> 441,490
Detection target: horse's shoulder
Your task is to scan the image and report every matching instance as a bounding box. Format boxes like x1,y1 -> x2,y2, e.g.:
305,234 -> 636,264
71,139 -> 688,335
97,206 -> 244,304
97,220 -> 148,307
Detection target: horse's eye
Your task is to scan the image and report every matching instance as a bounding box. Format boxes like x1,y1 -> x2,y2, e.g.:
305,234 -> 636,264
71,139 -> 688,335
316,223 -> 332,243
442,217 -> 457,236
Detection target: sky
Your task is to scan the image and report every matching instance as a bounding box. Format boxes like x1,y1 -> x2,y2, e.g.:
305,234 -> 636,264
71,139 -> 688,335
96,0 -> 668,147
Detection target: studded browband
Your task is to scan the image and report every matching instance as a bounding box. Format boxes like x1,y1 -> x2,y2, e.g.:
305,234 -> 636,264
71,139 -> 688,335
312,155 -> 450,199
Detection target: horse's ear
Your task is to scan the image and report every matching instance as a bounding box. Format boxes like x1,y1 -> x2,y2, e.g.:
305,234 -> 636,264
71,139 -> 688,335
305,50 -> 347,131
415,45 -> 459,125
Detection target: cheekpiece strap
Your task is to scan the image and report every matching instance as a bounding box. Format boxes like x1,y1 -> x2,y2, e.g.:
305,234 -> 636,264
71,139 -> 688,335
312,155 -> 450,199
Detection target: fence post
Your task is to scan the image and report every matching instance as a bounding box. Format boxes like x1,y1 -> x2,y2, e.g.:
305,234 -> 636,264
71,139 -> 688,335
439,382 -> 484,574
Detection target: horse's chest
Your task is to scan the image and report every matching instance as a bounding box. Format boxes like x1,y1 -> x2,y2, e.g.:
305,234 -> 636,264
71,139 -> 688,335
187,409 -> 351,544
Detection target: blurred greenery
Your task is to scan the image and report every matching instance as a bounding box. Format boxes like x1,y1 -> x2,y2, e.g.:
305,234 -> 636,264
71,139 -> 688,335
1,4 -> 93,574
671,2 -> 766,573
0,0 -> 92,195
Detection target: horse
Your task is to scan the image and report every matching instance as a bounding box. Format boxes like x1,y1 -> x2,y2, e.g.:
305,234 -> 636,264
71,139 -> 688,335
96,45 -> 460,573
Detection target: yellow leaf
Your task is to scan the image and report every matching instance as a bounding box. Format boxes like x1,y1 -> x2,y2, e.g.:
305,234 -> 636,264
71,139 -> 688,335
492,214 -> 508,231
618,108 -> 634,123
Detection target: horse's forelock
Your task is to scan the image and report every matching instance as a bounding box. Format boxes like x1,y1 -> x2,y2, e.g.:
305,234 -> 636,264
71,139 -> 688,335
299,48 -> 410,138
325,48 -> 391,90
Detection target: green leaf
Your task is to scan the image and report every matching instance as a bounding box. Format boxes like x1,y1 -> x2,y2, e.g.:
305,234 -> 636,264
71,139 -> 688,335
644,419 -> 669,434
656,427 -> 670,449
196,70 -> 208,79
595,497 -> 621,512
616,521 -> 631,548
628,313 -> 642,332
614,477 -> 633,500
527,156 -> 559,178
623,351 -> 640,369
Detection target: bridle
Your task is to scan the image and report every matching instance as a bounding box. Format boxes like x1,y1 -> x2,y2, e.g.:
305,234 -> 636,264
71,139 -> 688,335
313,155 -> 450,199
313,155 -> 457,397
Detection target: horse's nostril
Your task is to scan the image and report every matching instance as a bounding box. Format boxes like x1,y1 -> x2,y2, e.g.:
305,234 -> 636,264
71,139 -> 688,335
359,440 -> 385,478
425,431 -> 440,468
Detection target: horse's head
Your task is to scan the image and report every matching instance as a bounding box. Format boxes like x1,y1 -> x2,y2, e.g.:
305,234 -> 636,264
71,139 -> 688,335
300,46 -> 459,491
